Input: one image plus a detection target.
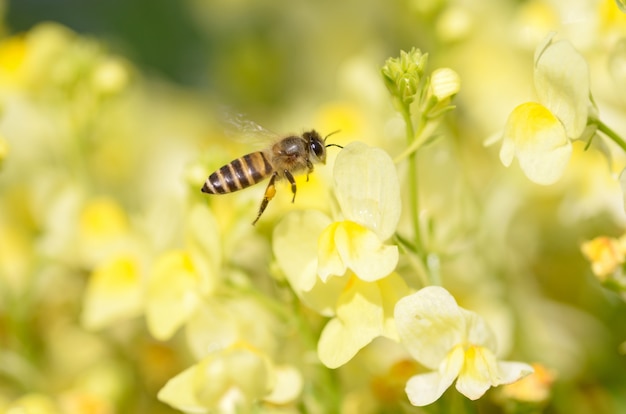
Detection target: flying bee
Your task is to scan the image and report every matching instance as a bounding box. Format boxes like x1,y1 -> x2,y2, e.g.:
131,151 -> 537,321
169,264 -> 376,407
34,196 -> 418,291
202,130 -> 342,225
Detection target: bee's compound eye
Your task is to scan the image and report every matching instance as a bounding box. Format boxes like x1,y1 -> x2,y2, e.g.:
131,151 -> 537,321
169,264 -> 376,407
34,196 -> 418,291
311,139 -> 325,158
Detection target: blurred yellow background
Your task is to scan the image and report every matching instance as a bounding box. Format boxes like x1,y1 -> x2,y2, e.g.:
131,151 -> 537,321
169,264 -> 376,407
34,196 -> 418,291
1,0 -> 626,413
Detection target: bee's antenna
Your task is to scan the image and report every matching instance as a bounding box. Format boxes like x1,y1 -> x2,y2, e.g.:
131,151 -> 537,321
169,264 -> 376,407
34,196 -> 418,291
324,130 -> 343,149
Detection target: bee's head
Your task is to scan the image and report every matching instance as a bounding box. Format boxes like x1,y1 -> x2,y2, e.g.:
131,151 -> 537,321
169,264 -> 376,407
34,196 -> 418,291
305,130 -> 342,164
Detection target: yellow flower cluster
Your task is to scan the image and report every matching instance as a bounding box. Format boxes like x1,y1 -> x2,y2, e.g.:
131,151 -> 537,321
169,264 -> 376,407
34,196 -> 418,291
2,1 -> 626,413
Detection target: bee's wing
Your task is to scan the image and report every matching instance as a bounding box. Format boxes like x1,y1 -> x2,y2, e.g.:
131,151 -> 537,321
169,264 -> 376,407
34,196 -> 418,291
219,107 -> 279,148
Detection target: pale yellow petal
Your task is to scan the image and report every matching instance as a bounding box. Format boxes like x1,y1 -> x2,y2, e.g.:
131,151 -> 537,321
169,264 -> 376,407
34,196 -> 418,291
501,102 -> 572,185
263,365 -> 303,405
274,211 -> 345,315
191,348 -> 273,406
317,221 -> 347,282
318,221 -> 398,282
430,67 -> 461,100
534,36 -> 590,138
159,347 -> 275,412
184,301 -> 239,358
333,142 -> 401,240
463,309 -> 497,351
394,286 -> 466,369
317,276 -> 385,368
274,210 -> 332,293
405,372 -> 450,407
496,361 -> 535,385
187,204 -> 221,295
157,365 -> 206,414
334,221 -> 398,282
377,273 -> 412,339
145,251 -> 202,340
405,346 -> 463,407
81,254 -> 143,330
455,346 -> 499,399
4,394 -> 62,414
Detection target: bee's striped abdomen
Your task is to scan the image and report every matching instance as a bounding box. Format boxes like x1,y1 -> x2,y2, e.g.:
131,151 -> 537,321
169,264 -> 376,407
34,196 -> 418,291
202,152 -> 273,194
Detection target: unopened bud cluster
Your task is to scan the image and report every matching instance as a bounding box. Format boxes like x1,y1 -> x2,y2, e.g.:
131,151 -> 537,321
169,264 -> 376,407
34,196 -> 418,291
381,48 -> 459,121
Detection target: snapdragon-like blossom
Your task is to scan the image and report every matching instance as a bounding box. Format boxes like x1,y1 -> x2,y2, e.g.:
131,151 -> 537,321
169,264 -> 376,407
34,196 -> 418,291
395,286 -> 533,406
273,142 -> 408,368
500,34 -> 593,185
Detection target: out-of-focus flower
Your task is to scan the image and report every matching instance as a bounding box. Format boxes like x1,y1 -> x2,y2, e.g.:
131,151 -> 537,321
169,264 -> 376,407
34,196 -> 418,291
581,235 -> 626,280
59,391 -> 114,414
499,363 -> 556,403
184,296 -> 282,360
79,198 -> 129,240
264,365 -> 303,405
145,250 -> 206,340
0,22 -> 131,101
3,394 -> 61,414
90,56 -> 130,96
581,234 -> 626,299
394,286 -> 533,406
0,134 -> 8,166
81,253 -> 144,330
145,204 -> 221,340
370,359 -> 420,404
274,142 -> 408,368
158,343 -> 301,413
500,34 -> 593,185
0,34 -> 27,89
607,0 -> 626,17
77,197 -> 135,265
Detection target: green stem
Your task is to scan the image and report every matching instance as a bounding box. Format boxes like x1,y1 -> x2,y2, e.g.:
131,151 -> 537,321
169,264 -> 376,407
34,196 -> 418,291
400,106 -> 425,259
393,119 -> 440,163
592,118 -> 626,153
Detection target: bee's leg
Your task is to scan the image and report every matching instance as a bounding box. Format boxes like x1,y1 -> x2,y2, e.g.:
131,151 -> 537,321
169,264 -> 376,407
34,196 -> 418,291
305,160 -> 314,181
284,170 -> 297,203
253,172 -> 279,225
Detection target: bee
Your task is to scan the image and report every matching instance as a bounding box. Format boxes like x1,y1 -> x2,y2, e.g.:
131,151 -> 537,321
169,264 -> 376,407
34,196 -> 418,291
202,130 -> 342,224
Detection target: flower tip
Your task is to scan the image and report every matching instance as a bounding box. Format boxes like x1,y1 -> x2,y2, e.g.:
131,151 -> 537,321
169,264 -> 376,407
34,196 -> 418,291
430,68 -> 461,100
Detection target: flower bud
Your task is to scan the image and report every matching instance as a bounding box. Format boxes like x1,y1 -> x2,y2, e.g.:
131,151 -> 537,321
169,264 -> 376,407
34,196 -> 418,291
381,48 -> 428,107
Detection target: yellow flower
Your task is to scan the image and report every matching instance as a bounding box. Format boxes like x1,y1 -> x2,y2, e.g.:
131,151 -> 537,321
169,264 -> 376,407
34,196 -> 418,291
3,394 -> 61,414
184,296 -> 283,361
395,286 -> 533,406
581,235 -> 626,280
274,142 -> 407,368
275,211 -> 410,369
0,35 -> 27,88
499,363 -> 555,403
318,221 -> 399,283
81,253 -> 144,330
500,34 -> 591,184
0,134 -> 8,166
79,197 -> 129,241
145,250 -> 204,341
158,343 -> 288,412
90,56 -> 130,96
273,209 -> 347,316
145,204 -> 221,341
317,272 -> 409,368
319,141 -> 401,282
